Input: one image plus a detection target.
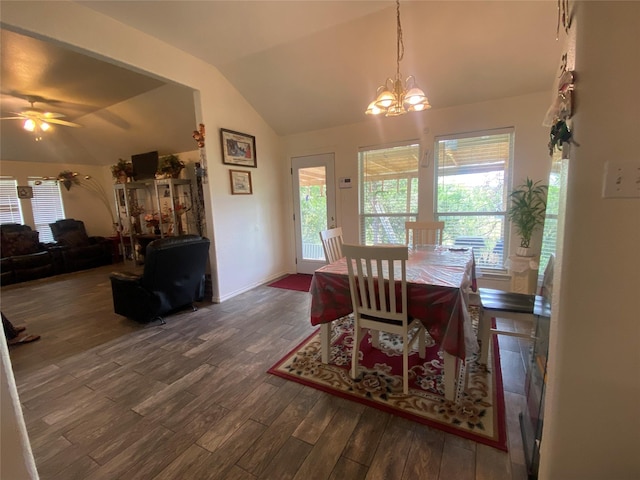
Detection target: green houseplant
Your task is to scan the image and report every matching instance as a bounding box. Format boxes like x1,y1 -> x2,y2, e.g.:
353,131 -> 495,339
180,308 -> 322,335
507,177 -> 548,256
157,154 -> 184,178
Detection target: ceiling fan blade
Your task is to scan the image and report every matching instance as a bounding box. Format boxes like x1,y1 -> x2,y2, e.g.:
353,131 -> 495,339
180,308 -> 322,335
46,118 -> 82,128
0,116 -> 26,120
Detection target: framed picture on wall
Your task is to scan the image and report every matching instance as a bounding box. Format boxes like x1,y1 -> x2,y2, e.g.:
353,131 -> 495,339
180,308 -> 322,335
17,186 -> 33,199
229,170 -> 253,195
220,128 -> 257,168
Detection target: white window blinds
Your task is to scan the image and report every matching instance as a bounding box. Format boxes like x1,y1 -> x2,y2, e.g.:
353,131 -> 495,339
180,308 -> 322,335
29,179 -> 65,243
0,178 -> 24,224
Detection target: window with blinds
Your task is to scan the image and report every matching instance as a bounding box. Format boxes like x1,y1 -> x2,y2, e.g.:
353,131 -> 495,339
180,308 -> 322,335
359,143 -> 419,245
0,177 -> 24,224
540,150 -> 562,273
29,179 -> 65,242
435,129 -> 514,269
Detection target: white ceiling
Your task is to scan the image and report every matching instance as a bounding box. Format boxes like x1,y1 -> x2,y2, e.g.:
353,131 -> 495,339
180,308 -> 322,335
1,1 -> 564,165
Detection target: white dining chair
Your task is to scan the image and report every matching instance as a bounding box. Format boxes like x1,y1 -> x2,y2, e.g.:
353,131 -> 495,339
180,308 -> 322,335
319,227 -> 344,263
343,243 -> 425,394
405,221 -> 445,247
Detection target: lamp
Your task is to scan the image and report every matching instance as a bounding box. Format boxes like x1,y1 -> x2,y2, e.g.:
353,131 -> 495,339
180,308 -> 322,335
365,0 -> 431,116
23,117 -> 50,141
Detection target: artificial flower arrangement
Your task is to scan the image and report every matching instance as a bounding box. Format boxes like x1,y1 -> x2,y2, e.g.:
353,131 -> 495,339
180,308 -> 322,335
110,158 -> 134,180
156,154 -> 185,179
57,170 -> 80,190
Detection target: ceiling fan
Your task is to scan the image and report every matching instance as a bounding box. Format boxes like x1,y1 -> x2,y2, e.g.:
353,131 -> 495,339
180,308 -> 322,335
0,96 -> 82,132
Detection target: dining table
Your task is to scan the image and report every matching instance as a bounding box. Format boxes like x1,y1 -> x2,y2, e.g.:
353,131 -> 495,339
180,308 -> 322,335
309,244 -> 478,401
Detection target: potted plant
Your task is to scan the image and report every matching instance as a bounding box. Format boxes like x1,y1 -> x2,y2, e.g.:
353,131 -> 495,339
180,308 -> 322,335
111,158 -> 134,183
507,177 -> 548,257
157,154 -> 184,179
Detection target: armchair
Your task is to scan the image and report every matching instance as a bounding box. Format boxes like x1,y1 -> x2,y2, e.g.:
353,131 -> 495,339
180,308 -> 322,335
49,219 -> 112,272
109,235 -> 210,323
1,224 -> 63,285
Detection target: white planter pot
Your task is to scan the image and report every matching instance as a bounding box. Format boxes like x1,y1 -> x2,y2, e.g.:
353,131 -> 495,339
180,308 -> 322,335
516,247 -> 535,257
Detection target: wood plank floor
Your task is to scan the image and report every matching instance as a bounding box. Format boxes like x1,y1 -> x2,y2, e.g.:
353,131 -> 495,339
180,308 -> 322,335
2,264 -> 531,479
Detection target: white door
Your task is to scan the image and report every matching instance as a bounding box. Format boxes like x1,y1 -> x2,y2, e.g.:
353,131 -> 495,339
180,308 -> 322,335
292,153 -> 336,274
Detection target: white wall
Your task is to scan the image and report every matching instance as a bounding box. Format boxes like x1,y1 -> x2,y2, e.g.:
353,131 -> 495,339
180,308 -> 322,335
282,91 -> 553,288
539,2 -> 640,478
1,1 -> 290,302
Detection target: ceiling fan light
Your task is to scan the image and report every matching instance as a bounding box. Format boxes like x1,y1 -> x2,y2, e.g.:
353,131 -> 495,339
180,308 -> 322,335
23,118 -> 36,132
40,121 -> 51,131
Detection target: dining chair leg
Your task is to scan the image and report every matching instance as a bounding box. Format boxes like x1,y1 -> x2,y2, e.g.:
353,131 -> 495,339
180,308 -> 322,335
320,323 -> 331,364
403,334 -> 409,394
478,307 -> 492,365
371,329 -> 380,349
443,351 -> 458,401
418,327 -> 426,359
351,323 -> 361,380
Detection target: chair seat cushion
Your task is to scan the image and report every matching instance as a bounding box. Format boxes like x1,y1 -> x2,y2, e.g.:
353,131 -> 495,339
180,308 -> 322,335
478,288 -> 535,314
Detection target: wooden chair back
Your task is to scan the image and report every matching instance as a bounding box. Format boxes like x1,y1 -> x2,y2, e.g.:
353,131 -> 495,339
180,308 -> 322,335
405,221 -> 445,246
319,227 -> 344,263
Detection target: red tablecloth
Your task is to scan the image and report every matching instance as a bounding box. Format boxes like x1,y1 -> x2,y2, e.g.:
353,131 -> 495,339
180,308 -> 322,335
309,246 -> 477,360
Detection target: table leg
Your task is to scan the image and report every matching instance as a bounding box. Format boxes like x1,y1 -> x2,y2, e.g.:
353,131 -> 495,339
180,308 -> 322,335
443,351 -> 458,401
321,323 -> 330,364
478,307 -> 492,364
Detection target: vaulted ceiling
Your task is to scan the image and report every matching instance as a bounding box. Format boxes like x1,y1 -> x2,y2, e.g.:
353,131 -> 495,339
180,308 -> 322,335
0,1 -> 564,166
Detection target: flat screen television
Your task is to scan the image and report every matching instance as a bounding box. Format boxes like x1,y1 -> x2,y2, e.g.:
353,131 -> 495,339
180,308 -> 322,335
131,151 -> 159,181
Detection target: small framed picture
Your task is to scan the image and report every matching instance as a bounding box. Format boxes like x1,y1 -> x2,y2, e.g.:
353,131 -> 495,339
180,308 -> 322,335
229,170 -> 253,195
220,128 -> 257,168
17,186 -> 33,199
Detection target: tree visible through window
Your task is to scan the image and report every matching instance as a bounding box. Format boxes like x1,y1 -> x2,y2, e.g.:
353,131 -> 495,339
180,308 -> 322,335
435,129 -> 514,269
359,143 -> 419,245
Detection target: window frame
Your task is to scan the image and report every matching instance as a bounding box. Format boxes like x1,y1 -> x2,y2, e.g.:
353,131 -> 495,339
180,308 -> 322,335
433,128 -> 515,271
358,141 -> 420,245
0,177 -> 25,225
28,178 -> 65,243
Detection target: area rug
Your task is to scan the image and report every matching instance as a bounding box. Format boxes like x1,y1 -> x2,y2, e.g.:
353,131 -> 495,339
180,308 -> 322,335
268,308 -> 507,451
267,274 -> 313,292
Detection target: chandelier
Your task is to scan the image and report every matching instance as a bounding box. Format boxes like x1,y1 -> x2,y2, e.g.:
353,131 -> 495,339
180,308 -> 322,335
365,0 -> 431,116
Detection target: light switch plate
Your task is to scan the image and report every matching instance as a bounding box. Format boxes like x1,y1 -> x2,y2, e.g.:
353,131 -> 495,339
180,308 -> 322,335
602,161 -> 640,198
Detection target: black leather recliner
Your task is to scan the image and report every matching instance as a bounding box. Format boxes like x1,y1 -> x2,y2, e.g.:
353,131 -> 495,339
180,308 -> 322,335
49,219 -> 112,272
0,223 -> 64,285
109,235 -> 210,323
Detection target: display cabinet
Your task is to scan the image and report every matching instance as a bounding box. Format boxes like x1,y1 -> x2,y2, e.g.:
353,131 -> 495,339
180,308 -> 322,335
114,179 -> 196,263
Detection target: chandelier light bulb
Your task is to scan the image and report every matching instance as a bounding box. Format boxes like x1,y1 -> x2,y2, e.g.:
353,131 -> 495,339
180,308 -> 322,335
40,121 -> 50,131
364,0 -> 431,117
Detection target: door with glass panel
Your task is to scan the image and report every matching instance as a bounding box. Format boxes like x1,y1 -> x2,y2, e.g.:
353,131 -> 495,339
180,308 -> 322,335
292,154 -> 336,274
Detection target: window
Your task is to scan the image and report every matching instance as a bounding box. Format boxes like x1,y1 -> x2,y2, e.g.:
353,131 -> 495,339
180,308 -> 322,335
540,151 -> 562,272
0,177 -> 24,224
434,129 -> 514,269
29,179 -> 65,242
359,143 -> 419,245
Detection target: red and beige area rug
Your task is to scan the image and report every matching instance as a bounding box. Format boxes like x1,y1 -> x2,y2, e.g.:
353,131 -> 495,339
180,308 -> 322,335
267,274 -> 313,292
268,308 -> 507,450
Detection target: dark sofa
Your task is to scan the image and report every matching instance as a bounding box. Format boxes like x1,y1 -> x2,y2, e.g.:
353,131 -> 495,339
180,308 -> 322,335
110,235 -> 210,323
49,219 -> 113,273
0,224 -> 63,286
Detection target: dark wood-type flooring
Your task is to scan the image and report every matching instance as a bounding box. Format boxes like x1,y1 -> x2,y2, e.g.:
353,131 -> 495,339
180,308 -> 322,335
2,263 -> 532,479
